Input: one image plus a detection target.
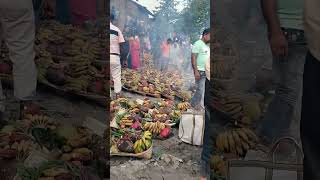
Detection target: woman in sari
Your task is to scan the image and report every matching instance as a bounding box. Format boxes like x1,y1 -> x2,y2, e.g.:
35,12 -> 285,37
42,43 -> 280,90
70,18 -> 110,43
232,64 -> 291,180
130,36 -> 140,70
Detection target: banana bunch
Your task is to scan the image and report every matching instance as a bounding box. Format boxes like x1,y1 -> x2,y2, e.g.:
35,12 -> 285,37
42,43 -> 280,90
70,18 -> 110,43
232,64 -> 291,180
65,75 -> 90,92
35,45 -> 52,58
177,91 -> 192,101
25,114 -> 50,129
88,44 -> 103,59
120,116 -> 133,127
210,155 -> 227,177
169,110 -> 181,121
223,99 -> 243,121
213,93 -> 262,126
67,64 -> 89,77
37,66 -> 47,82
2,140 -> 36,161
36,28 -> 54,41
216,127 -> 258,156
177,102 -> 190,111
16,140 -> 36,161
45,21 -> 73,35
134,131 -> 152,153
212,60 -> 234,79
88,65 -> 104,78
72,39 -> 87,47
143,121 -> 165,135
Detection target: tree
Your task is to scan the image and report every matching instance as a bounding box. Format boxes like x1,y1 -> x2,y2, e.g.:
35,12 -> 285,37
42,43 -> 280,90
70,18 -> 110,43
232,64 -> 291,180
181,0 -> 210,43
152,0 -> 179,39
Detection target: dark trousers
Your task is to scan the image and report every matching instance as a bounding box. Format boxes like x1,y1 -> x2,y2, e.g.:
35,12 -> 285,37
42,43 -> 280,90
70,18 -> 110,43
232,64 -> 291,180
301,51 -> 320,180
191,71 -> 206,107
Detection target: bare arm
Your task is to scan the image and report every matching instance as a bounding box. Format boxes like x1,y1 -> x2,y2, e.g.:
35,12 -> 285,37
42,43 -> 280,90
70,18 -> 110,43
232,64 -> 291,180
261,0 -> 282,35
261,0 -> 288,57
191,53 -> 198,73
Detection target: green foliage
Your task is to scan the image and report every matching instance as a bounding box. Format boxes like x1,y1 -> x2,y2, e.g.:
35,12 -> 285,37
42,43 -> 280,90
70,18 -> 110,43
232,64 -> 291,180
153,0 -> 179,39
31,128 -> 66,150
181,0 -> 210,42
152,0 -> 210,43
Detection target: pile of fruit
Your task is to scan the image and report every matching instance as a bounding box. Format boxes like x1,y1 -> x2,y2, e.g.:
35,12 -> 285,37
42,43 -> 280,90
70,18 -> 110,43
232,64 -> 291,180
119,67 -> 192,101
110,97 -> 189,155
0,113 -> 107,179
111,98 -> 187,127
110,130 -> 153,154
215,127 -> 258,156
0,21 -> 108,99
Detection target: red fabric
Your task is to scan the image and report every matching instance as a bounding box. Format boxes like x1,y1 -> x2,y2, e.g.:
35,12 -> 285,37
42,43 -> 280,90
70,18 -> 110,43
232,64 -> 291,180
161,41 -> 170,58
70,0 -> 97,25
130,39 -> 140,70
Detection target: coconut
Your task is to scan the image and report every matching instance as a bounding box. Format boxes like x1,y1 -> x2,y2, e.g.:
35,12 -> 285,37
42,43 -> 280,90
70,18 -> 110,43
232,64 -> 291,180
46,67 -> 66,86
88,81 -> 103,94
0,62 -> 12,74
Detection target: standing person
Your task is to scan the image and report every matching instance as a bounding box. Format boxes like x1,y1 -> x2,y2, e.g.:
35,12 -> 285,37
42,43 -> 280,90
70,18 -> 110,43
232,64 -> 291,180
168,42 -> 181,71
0,0 -> 39,121
160,38 -> 172,72
125,36 -> 132,69
200,56 -> 211,180
110,13 -> 125,98
130,35 -> 140,70
301,0 -> 320,179
258,0 -> 306,149
191,29 -> 210,110
69,0 -> 96,25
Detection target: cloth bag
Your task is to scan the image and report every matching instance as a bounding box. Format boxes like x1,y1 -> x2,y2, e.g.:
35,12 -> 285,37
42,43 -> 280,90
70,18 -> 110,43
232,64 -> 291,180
178,112 -> 205,146
227,137 -> 303,180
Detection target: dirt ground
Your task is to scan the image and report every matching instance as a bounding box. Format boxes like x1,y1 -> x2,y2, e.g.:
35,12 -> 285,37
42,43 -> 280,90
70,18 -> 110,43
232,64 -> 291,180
110,129 -> 202,180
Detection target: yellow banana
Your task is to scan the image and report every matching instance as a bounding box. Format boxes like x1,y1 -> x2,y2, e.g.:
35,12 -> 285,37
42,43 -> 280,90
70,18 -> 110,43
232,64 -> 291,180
237,129 -> 249,143
227,131 -> 236,153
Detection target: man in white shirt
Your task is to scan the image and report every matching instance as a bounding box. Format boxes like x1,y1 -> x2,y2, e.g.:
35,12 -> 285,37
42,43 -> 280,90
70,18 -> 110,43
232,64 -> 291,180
110,14 -> 125,98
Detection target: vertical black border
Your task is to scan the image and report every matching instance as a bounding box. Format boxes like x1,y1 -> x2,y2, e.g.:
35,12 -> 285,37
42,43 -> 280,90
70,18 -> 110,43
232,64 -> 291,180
105,0 -> 111,179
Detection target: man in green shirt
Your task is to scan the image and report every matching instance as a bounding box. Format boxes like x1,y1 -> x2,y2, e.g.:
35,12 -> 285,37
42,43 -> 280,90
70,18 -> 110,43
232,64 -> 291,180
191,29 -> 210,109
258,0 -> 306,151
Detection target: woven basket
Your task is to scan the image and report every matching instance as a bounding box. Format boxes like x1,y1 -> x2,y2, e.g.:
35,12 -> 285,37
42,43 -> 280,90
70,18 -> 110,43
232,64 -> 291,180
110,144 -> 153,160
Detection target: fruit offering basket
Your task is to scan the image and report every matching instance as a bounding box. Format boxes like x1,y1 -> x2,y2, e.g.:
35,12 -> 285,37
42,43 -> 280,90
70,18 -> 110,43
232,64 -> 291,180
110,130 -> 153,159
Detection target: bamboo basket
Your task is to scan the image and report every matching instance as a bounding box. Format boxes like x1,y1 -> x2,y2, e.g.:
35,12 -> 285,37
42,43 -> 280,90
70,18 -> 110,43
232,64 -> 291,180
110,144 -> 153,160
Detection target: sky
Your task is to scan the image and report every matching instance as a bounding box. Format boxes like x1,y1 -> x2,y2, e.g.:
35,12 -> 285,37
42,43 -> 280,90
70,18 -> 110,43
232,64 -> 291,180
135,0 -> 186,13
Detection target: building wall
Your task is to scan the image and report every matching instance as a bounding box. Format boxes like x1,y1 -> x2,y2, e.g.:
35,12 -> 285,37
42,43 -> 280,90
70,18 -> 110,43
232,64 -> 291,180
110,0 -> 151,31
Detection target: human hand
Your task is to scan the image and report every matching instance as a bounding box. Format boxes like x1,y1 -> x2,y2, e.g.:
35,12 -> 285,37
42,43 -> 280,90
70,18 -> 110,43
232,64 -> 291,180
123,61 -> 128,68
194,70 -> 200,81
269,32 -> 288,58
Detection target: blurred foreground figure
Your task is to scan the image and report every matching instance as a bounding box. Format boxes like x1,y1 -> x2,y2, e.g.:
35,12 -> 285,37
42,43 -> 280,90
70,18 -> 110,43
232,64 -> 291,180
258,0 -> 306,148
191,29 -> 210,110
199,57 -> 211,180
301,0 -> 320,179
110,14 -> 125,97
0,0 -> 38,121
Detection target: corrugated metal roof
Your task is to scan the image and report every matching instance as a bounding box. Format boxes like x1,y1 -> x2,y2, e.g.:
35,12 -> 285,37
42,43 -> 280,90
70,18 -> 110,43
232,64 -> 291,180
129,0 -> 154,17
